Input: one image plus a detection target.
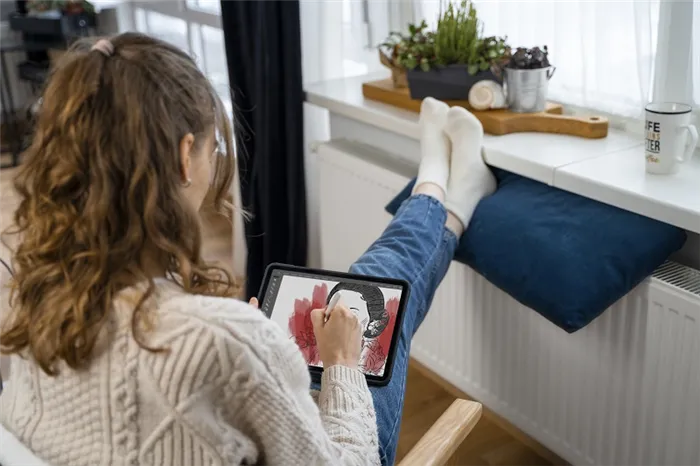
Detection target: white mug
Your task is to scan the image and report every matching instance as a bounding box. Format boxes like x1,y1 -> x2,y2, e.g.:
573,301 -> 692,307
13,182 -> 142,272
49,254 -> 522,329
644,102 -> 698,175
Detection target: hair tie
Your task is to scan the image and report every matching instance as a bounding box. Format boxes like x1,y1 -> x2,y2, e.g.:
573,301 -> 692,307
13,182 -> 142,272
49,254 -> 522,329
91,39 -> 114,57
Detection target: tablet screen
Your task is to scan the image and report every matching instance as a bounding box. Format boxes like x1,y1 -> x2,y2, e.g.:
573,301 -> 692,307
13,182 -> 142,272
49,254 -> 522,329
261,268 -> 404,378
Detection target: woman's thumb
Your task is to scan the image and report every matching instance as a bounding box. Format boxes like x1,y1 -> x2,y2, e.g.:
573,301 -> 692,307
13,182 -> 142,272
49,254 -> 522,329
310,309 -> 325,331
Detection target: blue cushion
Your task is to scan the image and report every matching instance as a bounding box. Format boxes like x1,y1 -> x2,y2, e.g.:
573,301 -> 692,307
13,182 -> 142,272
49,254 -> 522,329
386,169 -> 687,332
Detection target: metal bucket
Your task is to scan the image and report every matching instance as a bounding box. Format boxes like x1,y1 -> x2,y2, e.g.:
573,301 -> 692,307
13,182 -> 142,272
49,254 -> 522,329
505,66 -> 556,113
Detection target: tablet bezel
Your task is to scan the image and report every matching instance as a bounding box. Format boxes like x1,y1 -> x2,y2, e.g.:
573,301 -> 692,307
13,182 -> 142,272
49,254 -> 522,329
257,263 -> 410,387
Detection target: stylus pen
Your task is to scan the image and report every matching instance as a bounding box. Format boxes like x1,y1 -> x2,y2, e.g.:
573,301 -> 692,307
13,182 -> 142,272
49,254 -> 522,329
324,292 -> 342,322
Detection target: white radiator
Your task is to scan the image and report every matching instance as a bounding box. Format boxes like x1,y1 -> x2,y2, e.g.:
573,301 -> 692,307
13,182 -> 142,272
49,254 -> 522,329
315,140 -> 700,466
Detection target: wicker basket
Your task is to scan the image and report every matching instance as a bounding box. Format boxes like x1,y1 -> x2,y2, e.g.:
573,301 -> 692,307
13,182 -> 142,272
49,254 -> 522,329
379,49 -> 408,89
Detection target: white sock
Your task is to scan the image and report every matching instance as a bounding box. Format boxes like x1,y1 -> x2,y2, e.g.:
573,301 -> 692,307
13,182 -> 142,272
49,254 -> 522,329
444,106 -> 497,228
414,97 -> 451,195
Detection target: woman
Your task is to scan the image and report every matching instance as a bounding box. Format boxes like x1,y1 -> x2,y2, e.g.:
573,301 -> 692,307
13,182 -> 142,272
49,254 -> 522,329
0,33 -> 495,465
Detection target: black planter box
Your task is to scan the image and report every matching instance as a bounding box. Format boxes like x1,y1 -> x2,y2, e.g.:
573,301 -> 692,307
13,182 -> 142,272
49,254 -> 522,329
406,65 -> 500,100
9,12 -> 95,38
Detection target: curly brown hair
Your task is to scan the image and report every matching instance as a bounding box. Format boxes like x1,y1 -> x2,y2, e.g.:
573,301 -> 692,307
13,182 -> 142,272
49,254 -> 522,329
0,33 -> 240,375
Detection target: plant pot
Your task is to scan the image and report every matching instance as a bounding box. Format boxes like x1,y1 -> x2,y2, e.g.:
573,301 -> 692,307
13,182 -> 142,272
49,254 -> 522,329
505,66 -> 556,113
391,68 -> 408,89
406,65 -> 500,100
9,12 -> 95,38
378,49 -> 408,89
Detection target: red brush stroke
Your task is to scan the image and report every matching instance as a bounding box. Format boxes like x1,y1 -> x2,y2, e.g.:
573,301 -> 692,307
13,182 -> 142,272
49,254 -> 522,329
288,283 -> 328,365
361,297 -> 399,375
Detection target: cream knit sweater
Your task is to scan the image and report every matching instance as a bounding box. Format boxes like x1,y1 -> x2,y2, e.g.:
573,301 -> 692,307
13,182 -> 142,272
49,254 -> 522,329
0,280 -> 380,466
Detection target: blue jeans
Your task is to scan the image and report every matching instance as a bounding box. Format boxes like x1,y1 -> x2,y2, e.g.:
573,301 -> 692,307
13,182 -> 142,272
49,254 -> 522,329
350,194 -> 458,465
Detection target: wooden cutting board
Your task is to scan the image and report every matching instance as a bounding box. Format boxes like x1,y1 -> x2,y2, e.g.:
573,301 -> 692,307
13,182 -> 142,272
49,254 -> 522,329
362,79 -> 609,139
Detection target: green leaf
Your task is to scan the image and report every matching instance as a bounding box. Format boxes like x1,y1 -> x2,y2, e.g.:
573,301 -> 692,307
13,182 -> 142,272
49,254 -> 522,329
381,19 -> 441,71
468,63 -> 479,75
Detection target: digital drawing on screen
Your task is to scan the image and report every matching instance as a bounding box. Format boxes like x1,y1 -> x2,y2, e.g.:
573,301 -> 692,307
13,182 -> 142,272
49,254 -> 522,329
269,275 -> 401,377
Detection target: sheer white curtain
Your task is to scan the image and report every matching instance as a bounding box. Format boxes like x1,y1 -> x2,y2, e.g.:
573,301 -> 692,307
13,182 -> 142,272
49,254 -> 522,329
419,0 -> 659,117
418,0 -> 698,118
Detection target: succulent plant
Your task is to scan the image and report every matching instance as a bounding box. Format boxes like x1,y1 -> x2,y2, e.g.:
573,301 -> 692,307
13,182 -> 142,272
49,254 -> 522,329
63,1 -> 96,15
27,0 -> 56,12
28,0 -> 95,14
508,46 -> 551,69
471,35 -> 510,77
380,20 -> 437,72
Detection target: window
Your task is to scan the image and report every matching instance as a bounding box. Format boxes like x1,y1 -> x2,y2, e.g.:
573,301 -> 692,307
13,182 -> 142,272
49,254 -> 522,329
417,0 -> 697,118
127,1 -> 230,112
197,24 -> 228,99
300,0 -> 419,84
135,9 -> 188,52
185,0 -> 220,15
121,0 -> 696,120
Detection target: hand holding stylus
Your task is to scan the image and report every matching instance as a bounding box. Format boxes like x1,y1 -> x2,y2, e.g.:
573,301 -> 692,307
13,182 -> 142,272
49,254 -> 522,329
324,292 -> 342,322
311,293 -> 362,370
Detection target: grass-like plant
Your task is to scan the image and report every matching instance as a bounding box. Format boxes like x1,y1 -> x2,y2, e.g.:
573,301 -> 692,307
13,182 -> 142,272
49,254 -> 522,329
433,0 -> 509,75
434,0 -> 480,67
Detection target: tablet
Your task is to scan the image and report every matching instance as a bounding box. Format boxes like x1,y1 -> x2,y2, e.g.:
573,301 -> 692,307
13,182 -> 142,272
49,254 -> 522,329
258,263 -> 410,386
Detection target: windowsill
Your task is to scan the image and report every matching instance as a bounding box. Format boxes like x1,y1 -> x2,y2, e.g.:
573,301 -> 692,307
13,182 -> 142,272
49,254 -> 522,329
305,72 -> 700,235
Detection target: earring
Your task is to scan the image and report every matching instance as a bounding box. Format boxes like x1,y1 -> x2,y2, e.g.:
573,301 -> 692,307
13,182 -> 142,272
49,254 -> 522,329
182,178 -> 192,188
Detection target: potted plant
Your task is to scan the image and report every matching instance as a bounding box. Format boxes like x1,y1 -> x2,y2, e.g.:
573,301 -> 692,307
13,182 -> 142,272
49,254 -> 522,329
28,0 -> 95,16
26,0 -> 57,15
404,0 -> 509,100
379,20 -> 436,88
504,46 -> 556,113
60,1 -> 96,16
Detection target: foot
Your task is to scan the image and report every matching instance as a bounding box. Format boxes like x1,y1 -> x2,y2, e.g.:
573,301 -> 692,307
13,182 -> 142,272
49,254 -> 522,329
444,106 -> 497,229
414,97 -> 451,196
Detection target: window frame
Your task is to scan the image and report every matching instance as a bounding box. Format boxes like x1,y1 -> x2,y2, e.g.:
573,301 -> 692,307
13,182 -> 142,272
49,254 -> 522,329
128,0 -> 221,56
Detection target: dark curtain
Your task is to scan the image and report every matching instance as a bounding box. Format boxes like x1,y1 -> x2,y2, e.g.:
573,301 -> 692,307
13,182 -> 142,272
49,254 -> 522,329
221,0 -> 307,299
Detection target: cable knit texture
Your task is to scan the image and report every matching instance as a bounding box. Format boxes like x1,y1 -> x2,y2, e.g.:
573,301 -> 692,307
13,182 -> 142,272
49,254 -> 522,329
0,280 -> 380,466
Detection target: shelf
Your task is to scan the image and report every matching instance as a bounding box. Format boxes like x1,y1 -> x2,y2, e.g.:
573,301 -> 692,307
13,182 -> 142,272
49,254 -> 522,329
305,72 -> 700,234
